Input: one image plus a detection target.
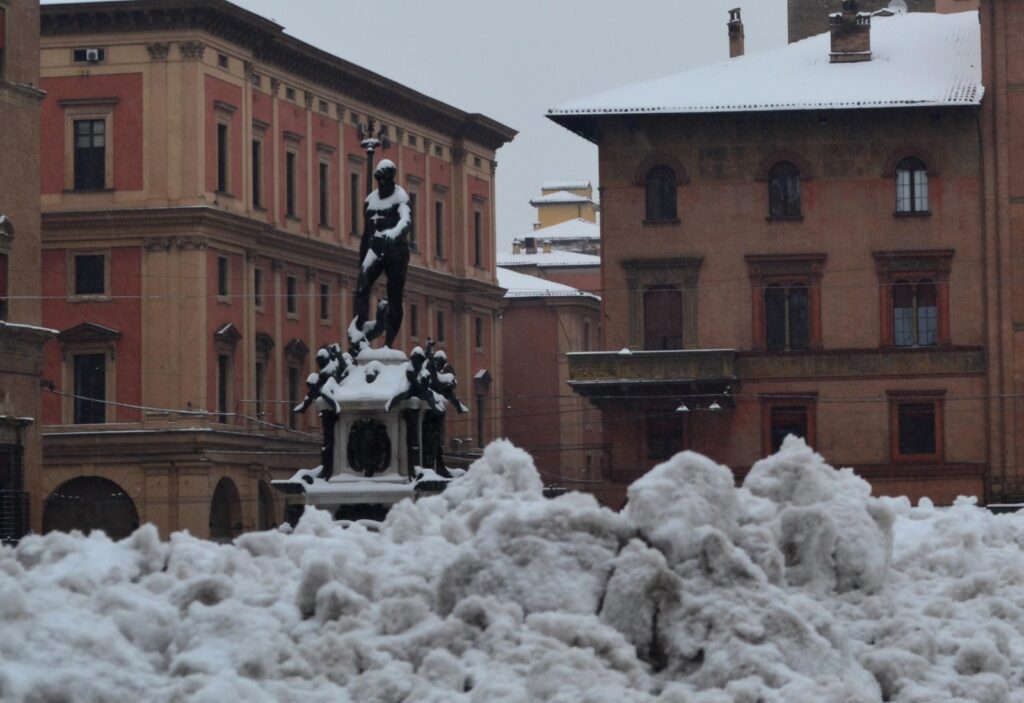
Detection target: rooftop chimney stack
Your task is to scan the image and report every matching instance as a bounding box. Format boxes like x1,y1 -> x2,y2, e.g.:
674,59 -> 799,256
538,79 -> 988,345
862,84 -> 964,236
829,0 -> 872,63
728,8 -> 745,58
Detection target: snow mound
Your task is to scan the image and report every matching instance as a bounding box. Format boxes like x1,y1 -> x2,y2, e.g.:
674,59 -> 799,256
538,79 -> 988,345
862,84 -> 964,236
4,437 -> 1024,702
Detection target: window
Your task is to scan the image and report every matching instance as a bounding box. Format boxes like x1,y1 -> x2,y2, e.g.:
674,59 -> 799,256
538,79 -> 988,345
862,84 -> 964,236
643,286 -> 682,350
217,256 -> 229,298
74,119 -> 106,190
764,283 -> 809,351
319,282 -> 330,322
889,391 -> 944,463
408,191 -> 418,251
217,354 -> 231,423
286,275 -> 297,316
895,157 -> 928,214
318,160 -> 330,227
254,268 -> 263,308
287,366 -> 299,430
285,87 -> 296,101
73,353 -> 106,424
475,316 -> 484,350
474,211 -> 483,267
0,8 -> 6,78
476,393 -> 486,446
893,279 -> 937,347
583,320 -> 591,351
251,139 -> 263,207
645,165 -> 677,222
434,144 -> 443,157
647,413 -> 683,461
72,47 -> 105,64
0,251 -> 7,321
74,254 -> 105,296
318,99 -> 328,114
474,156 -> 482,169
410,303 -> 419,338
217,53 -> 229,69
250,72 -> 261,88
436,309 -> 446,343
350,172 -> 361,234
873,251 -> 952,348
761,396 -> 816,456
746,254 -> 825,352
286,151 -> 297,218
254,361 -> 265,418
434,200 -> 445,259
409,134 -> 418,147
768,161 -> 801,218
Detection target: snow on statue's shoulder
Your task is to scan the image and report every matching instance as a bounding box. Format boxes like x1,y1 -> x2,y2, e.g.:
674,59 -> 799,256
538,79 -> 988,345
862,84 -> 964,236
365,184 -> 409,209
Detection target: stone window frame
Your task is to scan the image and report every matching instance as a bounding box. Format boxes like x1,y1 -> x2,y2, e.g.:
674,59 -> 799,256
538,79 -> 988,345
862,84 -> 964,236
61,98 -> 118,192
57,322 -> 121,425
760,392 -> 818,457
66,248 -> 112,302
316,143 -> 335,230
873,250 -> 953,348
251,121 -> 268,210
745,253 -> 826,352
621,257 -> 702,350
213,323 -> 241,424
887,389 -> 945,464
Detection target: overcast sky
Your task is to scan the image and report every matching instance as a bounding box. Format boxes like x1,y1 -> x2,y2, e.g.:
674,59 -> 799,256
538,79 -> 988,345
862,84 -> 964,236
45,0 -> 787,248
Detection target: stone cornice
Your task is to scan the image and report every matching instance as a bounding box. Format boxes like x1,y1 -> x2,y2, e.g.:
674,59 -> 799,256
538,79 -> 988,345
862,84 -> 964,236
41,1 -> 517,151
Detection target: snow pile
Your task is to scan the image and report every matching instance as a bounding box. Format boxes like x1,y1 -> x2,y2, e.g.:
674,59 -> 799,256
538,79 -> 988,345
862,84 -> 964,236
4,438 -> 1024,702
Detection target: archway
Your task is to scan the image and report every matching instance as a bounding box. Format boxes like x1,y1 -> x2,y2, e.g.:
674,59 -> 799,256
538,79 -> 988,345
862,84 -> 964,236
257,480 -> 277,531
209,477 -> 242,543
43,477 -> 139,539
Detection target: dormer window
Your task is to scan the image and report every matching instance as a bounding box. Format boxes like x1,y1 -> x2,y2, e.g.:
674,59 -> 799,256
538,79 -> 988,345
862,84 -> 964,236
644,165 -> 677,222
895,157 -> 928,214
768,161 -> 802,219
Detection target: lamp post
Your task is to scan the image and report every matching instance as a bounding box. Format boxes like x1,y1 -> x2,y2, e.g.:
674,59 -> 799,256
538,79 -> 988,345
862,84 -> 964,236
358,117 -> 390,196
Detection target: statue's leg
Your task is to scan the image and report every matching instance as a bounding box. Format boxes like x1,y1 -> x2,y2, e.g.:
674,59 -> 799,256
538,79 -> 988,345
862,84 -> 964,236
351,254 -> 385,348
383,245 -> 410,348
320,411 -> 338,480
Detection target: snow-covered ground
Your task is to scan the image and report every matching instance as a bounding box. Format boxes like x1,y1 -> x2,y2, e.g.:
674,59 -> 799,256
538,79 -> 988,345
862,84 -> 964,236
2,438 -> 1023,702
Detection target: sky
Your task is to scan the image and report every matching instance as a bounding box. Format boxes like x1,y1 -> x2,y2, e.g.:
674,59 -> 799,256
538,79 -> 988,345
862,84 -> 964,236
43,0 -> 788,250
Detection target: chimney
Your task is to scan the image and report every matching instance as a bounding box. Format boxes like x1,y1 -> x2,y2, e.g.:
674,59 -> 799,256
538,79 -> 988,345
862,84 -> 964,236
728,8 -> 745,58
543,240 -> 552,254
512,239 -> 522,255
525,236 -> 537,255
829,0 -> 871,63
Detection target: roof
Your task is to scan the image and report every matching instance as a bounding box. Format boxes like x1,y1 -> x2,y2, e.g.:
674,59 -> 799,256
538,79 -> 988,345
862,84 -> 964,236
497,268 -> 600,301
541,180 -> 591,191
497,250 -> 601,268
515,218 -> 600,242
548,12 -> 982,135
529,190 -> 594,206
40,1 -> 516,151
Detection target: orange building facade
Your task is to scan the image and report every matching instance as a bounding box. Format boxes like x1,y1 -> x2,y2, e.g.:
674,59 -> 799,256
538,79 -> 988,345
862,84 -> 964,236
37,0 -> 514,539
552,8 -> 999,508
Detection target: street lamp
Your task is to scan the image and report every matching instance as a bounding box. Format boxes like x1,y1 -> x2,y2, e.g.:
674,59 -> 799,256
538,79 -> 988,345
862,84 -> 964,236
358,117 -> 391,196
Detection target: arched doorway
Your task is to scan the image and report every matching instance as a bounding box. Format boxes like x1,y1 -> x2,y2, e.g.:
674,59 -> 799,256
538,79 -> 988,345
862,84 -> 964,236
257,480 -> 277,531
43,477 -> 139,539
209,477 -> 242,543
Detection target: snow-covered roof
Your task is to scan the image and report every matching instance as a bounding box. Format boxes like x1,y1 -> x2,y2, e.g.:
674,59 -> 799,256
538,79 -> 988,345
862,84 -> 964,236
541,180 -> 591,191
529,190 -> 594,206
548,12 -> 982,121
497,267 -> 599,301
517,218 -> 600,242
497,250 -> 601,268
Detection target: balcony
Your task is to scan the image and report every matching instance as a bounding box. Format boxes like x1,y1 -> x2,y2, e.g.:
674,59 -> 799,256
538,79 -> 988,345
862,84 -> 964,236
568,349 -> 738,405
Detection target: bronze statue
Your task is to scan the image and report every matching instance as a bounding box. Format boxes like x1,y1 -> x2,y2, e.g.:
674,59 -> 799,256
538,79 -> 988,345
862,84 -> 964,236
349,159 -> 411,352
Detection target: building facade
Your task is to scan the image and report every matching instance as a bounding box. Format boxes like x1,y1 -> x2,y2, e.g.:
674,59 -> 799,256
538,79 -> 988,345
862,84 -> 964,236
551,7 -> 995,508
0,0 -> 51,543
37,0 -> 514,539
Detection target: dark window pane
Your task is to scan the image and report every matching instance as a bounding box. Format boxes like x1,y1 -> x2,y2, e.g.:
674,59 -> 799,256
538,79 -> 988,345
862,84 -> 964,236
765,285 -> 786,351
768,161 -> 801,218
899,403 -> 936,455
73,119 -> 105,190
217,354 -> 230,422
476,393 -> 486,446
788,284 -> 810,350
435,201 -> 445,258
917,280 -> 938,347
350,173 -> 360,234
0,252 -> 8,321
254,268 -> 263,307
895,157 -> 928,213
286,152 -> 296,217
255,361 -> 264,418
74,254 -> 105,296
73,353 -> 106,424
320,283 -> 329,320
251,140 -> 262,207
286,276 -> 297,314
437,310 -> 446,342
643,286 -> 683,350
770,405 -> 807,453
474,211 -> 482,267
408,192 -> 418,249
217,256 -> 228,297
287,367 -> 299,430
645,165 -> 677,221
319,161 -> 329,226
217,123 -> 228,192
410,303 -> 419,337
892,280 -> 915,347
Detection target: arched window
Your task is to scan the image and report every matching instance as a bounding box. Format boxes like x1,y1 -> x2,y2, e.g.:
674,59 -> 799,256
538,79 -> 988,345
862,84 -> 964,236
895,157 -> 928,213
43,477 -> 140,539
645,165 -> 677,222
765,283 -> 810,351
893,279 -> 937,347
768,161 -> 801,218
643,285 -> 683,350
